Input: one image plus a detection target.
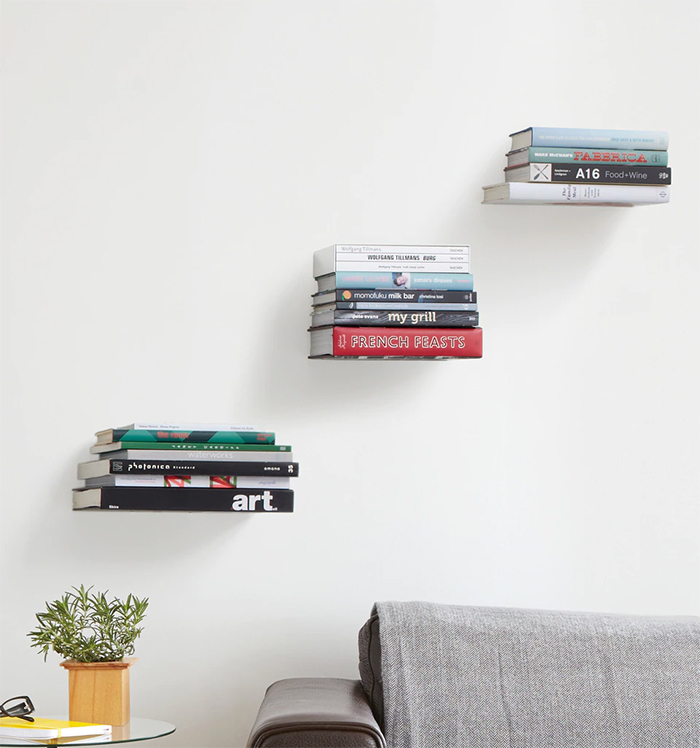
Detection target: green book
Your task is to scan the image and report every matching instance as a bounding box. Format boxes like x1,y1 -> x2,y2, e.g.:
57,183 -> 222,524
91,442 -> 290,454
95,428 -> 274,446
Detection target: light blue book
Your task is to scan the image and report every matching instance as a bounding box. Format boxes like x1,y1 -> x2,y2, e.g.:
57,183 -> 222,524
340,302 -> 478,311
318,271 -> 474,293
510,127 -> 669,151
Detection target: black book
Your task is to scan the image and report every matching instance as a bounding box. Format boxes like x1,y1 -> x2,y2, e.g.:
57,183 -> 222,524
73,487 -> 294,512
312,289 -> 478,305
77,459 -> 299,480
505,163 -> 671,185
310,309 -> 479,328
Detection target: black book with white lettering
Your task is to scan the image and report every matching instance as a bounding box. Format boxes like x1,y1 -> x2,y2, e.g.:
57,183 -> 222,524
72,487 -> 294,512
77,459 -> 299,480
310,309 -> 479,328
312,289 -> 478,306
505,163 -> 671,185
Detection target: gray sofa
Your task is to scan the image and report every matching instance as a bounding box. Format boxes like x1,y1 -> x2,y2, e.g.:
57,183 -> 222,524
247,601 -> 700,747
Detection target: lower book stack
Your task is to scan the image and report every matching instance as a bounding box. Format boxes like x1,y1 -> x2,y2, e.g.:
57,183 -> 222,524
72,422 -> 298,512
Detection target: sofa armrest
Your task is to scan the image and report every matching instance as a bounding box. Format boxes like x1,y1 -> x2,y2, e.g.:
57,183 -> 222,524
247,678 -> 386,748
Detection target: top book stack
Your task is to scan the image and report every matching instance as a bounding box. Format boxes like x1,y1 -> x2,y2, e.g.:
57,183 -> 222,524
72,422 -> 298,513
483,127 -> 671,206
308,244 -> 483,360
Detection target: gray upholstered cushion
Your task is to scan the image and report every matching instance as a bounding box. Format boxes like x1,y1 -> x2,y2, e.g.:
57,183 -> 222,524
359,601 -> 700,748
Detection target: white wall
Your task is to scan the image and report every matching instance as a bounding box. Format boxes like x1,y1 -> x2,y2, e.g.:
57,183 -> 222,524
1,1 -> 698,745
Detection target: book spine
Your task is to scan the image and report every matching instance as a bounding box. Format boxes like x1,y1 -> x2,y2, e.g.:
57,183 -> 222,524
73,487 -> 294,512
524,147 -> 669,166
333,302 -> 478,311
335,289 -> 477,303
530,127 -> 669,150
102,423 -> 258,433
331,244 -> 469,254
332,272 -> 474,291
519,163 -> 671,184
319,260 -> 470,273
91,442 -> 291,454
108,429 -> 275,444
315,245 -> 470,277
98,460 -> 298,476
493,183 -> 670,204
325,310 -> 479,327
85,475 -> 291,489
103,449 -> 293,461
330,326 -> 482,357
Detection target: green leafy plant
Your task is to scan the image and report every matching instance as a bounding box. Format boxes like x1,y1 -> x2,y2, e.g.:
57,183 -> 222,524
28,585 -> 149,663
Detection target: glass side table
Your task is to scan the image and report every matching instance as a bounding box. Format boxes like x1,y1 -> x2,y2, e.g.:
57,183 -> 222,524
0,718 -> 175,746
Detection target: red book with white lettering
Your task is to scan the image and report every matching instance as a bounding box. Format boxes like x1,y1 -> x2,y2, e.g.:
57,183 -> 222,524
309,326 -> 482,359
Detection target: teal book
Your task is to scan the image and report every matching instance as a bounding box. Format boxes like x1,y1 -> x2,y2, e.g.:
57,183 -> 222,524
95,428 -> 274,446
91,442 -> 289,454
510,127 -> 669,151
319,271 -> 474,293
507,146 -> 669,167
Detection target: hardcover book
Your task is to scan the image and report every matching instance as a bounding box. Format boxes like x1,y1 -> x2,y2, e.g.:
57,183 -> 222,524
91,442 -> 290,455
316,272 -> 474,294
310,309 -> 479,328
506,146 -> 669,168
318,301 -> 478,311
314,244 -> 470,278
92,448 -> 293,462
95,428 -> 274,446
316,259 -> 470,274
73,487 -> 295,512
77,459 -> 299,479
482,182 -> 670,206
0,719 -> 111,741
510,127 -> 669,151
83,475 -> 291,489
312,289 -> 478,305
105,422 -> 259,432
505,163 -> 671,185
309,326 -> 483,358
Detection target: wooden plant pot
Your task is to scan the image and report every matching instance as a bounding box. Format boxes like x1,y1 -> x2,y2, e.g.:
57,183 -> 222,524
60,658 -> 137,726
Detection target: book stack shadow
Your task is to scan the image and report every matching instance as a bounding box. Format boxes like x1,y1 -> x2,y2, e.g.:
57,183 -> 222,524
483,127 -> 670,206
72,423 -> 298,512
308,244 -> 483,360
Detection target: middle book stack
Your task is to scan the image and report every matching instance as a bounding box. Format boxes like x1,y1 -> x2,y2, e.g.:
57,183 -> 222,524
309,244 -> 482,359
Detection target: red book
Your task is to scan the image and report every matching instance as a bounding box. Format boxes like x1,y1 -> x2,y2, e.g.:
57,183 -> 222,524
310,326 -> 482,358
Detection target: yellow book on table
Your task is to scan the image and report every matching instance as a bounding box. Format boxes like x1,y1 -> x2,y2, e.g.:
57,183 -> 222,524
0,718 -> 111,741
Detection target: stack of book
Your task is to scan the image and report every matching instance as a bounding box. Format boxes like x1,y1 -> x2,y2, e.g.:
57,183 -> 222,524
483,127 -> 671,206
308,244 -> 483,359
0,718 -> 111,744
72,422 -> 297,513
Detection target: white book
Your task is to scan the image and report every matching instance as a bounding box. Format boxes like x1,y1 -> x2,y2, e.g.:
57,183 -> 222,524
0,736 -> 112,745
93,449 -> 292,462
316,261 -> 469,275
98,422 -> 258,435
314,244 -> 470,278
482,182 -> 670,206
330,244 -> 469,255
0,719 -> 111,742
84,475 -> 291,489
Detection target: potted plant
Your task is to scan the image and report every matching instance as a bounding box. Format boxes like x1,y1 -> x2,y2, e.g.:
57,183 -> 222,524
28,585 -> 148,725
